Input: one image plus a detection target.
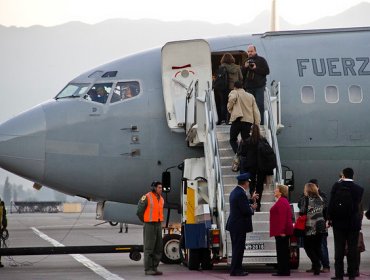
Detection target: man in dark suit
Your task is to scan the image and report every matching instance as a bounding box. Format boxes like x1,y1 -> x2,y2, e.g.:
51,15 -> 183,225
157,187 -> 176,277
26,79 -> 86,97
226,172 -> 258,276
327,167 -> 364,280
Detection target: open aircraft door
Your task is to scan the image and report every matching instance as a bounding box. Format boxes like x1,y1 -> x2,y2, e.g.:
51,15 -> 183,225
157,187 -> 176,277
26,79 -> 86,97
161,40 -> 213,141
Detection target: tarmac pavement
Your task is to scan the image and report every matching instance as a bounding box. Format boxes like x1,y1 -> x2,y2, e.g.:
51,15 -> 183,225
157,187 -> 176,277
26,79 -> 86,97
1,209 -> 369,280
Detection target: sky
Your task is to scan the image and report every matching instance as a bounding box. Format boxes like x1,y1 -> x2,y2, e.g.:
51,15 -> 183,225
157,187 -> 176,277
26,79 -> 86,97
0,0 -> 369,27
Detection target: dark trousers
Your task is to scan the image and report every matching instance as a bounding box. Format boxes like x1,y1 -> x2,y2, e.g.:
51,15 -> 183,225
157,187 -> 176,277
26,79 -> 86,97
333,229 -> 359,278
275,236 -> 290,275
248,171 -> 265,211
229,229 -> 246,275
143,222 -> 163,272
304,234 -> 323,273
214,89 -> 228,122
247,87 -> 264,125
229,120 -> 252,154
321,234 -> 330,268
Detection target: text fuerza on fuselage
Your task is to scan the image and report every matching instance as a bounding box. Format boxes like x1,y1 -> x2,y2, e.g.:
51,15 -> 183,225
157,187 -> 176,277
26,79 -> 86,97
297,57 -> 370,77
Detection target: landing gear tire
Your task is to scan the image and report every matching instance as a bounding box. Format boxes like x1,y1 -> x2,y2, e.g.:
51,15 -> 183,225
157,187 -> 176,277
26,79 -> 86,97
289,246 -> 300,269
161,234 -> 181,264
109,221 -> 118,226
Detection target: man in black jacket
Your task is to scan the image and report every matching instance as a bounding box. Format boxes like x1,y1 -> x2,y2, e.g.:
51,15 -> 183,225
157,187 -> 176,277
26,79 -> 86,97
242,45 -> 270,125
327,168 -> 364,280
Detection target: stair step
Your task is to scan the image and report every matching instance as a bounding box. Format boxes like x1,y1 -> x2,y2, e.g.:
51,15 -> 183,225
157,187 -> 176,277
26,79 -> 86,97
221,166 -> 238,176
225,230 -> 277,262
226,239 -> 276,251
212,118 -> 281,265
220,156 -> 233,166
215,124 -> 231,133
219,148 -> 235,157
228,253 -> 278,264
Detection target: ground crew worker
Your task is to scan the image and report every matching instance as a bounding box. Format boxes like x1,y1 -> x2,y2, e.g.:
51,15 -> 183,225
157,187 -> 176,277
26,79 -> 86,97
118,222 -> 128,233
0,198 -> 7,268
136,181 -> 164,276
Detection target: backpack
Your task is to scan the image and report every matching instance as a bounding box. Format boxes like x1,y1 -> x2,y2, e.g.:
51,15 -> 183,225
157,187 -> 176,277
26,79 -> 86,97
332,184 -> 353,219
213,66 -> 228,92
257,138 -> 277,174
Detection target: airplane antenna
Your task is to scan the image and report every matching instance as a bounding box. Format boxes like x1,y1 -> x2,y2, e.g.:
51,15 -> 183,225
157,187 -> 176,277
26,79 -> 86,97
270,0 -> 279,31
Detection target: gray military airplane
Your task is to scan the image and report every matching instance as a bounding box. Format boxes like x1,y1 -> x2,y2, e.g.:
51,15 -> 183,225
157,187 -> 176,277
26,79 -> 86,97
0,27 -> 369,255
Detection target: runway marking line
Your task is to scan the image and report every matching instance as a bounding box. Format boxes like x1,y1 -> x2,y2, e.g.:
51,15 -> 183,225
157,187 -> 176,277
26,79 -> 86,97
31,227 -> 125,280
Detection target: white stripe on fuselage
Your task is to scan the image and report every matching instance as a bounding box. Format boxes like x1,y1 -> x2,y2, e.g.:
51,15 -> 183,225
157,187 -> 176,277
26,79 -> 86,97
31,227 -> 124,280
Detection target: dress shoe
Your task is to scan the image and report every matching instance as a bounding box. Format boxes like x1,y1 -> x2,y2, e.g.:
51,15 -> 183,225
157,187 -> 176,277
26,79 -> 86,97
305,268 -> 314,273
230,271 -> 248,276
272,273 -> 290,276
330,277 -> 343,280
321,268 -> 330,273
344,272 -> 360,277
145,270 -> 163,276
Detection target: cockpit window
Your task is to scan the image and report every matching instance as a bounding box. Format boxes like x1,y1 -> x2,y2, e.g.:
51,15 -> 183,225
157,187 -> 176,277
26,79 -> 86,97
102,71 -> 118,78
86,83 -> 113,104
56,83 -> 89,99
88,71 -> 104,78
111,81 -> 140,103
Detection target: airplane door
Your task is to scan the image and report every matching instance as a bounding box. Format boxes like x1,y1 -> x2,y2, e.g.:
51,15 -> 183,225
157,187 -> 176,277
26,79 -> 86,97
161,40 -> 212,133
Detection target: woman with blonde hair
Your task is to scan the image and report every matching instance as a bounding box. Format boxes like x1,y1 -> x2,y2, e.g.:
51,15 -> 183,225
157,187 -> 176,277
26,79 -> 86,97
298,182 -> 326,275
270,184 -> 293,276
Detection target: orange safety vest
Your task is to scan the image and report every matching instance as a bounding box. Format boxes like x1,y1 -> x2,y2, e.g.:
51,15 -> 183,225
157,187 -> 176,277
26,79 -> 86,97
143,192 -> 164,222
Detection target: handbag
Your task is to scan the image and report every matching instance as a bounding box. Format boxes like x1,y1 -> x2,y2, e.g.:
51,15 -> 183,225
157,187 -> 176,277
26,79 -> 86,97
345,231 -> 365,255
293,214 -> 307,237
231,154 -> 240,172
231,141 -> 242,172
358,231 -> 365,253
294,196 -> 308,237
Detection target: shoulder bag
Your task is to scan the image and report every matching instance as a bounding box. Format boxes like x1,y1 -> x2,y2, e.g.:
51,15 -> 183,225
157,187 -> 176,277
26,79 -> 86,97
231,141 -> 242,172
294,197 -> 308,237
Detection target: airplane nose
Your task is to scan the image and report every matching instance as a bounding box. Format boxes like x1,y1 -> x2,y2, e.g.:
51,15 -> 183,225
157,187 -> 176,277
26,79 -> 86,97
0,105 -> 46,183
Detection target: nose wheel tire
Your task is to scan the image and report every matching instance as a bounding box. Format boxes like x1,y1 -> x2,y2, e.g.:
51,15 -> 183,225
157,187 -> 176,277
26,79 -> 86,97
161,234 -> 181,264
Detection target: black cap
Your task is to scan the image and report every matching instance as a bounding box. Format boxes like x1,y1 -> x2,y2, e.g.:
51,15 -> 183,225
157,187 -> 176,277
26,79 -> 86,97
308,179 -> 318,186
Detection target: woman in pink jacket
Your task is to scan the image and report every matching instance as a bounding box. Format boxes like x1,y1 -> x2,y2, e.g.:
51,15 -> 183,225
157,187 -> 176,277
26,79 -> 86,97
270,184 -> 294,276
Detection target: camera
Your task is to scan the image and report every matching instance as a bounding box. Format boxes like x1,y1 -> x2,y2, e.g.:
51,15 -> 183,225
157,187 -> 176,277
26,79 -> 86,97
247,58 -> 255,66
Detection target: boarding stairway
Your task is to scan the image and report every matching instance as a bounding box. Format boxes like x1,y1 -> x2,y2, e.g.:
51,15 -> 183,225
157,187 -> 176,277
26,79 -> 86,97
186,82 -> 284,264
161,39 -> 283,265
217,82 -> 284,265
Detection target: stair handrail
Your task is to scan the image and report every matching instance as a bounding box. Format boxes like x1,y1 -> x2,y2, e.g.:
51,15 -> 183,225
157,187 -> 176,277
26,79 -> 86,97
197,84 -> 226,256
264,83 -> 283,184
